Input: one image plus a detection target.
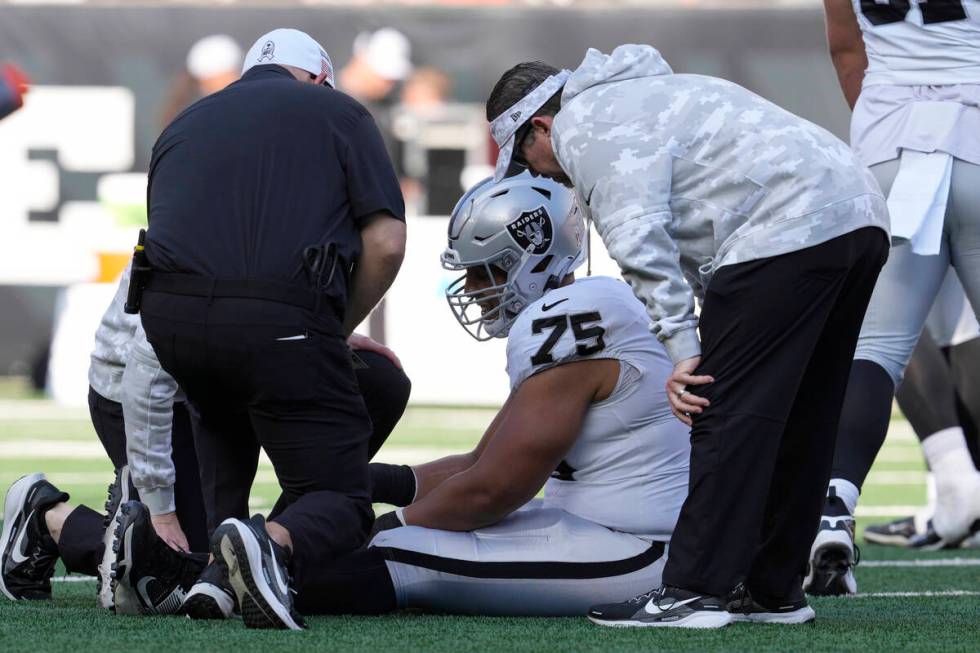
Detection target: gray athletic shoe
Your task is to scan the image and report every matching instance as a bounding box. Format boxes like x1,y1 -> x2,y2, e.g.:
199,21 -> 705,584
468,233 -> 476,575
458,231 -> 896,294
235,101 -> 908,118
588,585 -> 733,629
212,515 -> 304,630
725,584 -> 815,624
0,473 -> 65,601
864,516 -> 919,547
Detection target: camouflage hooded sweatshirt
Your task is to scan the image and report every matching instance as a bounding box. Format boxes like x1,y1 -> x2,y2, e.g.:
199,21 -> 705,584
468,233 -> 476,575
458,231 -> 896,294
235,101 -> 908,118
552,45 -> 890,363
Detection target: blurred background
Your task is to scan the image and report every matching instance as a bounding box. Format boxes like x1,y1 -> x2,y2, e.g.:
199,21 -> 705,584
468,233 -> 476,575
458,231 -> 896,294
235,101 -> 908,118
0,0 -> 848,408
0,0 -> 931,526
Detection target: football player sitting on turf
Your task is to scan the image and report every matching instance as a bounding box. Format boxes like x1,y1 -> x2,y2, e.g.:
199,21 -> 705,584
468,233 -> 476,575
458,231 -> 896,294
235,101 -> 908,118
193,173 -> 693,621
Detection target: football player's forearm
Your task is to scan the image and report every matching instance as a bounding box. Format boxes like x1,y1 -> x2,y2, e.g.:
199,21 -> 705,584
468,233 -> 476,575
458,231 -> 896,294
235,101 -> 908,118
411,452 -> 479,502
403,475 -> 523,531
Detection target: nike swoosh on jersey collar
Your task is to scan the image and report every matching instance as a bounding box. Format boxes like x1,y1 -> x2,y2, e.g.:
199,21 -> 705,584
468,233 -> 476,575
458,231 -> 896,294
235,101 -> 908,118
541,298 -> 569,312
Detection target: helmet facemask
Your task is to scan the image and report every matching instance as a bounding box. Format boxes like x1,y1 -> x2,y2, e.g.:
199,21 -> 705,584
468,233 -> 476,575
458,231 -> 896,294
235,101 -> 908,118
442,249 -> 527,341
441,173 -> 585,341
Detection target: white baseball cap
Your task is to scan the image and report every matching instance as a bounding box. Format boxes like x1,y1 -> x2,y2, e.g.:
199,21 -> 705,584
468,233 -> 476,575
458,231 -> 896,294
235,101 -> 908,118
187,34 -> 242,80
242,28 -> 335,88
353,28 -> 412,81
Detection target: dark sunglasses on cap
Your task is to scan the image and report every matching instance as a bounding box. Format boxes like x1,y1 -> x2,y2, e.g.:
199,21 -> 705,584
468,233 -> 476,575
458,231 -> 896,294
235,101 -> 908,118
510,121 -> 534,168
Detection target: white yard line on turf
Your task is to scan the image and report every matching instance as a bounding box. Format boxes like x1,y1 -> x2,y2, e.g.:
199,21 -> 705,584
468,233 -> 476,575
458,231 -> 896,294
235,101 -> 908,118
855,505 -> 924,517
862,558 -> 980,568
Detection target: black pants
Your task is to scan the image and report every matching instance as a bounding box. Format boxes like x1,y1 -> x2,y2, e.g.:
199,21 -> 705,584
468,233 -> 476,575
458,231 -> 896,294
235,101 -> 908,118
58,388 -> 208,575
142,292 -> 378,576
662,228 -> 888,604
58,351 -> 409,576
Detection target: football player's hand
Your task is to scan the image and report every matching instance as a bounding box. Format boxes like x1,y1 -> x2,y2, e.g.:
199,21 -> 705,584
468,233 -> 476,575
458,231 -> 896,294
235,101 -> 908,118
348,333 -> 403,369
150,511 -> 190,553
666,356 -> 713,427
370,510 -> 405,538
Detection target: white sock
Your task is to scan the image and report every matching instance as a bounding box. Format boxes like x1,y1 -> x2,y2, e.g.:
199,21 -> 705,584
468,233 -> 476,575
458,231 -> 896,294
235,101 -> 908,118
922,427 -> 976,478
829,478 -> 859,516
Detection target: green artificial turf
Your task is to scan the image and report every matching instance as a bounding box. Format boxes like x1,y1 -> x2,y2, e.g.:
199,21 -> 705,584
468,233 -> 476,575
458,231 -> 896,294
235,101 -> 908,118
1,392 -> 979,651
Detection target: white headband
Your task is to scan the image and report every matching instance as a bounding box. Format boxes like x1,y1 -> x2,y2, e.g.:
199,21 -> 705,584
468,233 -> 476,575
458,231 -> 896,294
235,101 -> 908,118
490,70 -> 571,181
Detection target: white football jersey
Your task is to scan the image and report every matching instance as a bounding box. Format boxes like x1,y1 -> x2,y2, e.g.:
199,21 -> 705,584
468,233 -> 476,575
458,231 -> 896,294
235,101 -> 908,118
853,0 -> 980,86
505,276 -> 690,542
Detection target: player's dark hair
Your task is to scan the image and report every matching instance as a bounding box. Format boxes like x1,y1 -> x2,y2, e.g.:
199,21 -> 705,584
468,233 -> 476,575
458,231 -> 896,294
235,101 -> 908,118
486,61 -> 563,123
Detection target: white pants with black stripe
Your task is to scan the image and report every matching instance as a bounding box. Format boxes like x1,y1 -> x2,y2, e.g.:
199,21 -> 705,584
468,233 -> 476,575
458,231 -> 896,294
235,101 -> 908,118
368,500 -> 667,616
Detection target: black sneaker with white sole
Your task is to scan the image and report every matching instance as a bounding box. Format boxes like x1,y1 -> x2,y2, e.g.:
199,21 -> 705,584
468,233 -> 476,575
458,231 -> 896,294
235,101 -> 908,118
804,488 -> 858,596
588,585 -> 733,629
98,466 -> 135,611
908,519 -> 952,551
864,516 -> 919,547
180,559 -> 237,620
212,515 -> 304,630
111,500 -> 205,615
1,473 -> 68,601
725,584 -> 815,624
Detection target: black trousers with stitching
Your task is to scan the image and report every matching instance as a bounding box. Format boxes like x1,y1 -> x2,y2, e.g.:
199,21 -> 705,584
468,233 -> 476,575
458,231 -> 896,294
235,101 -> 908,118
140,291 -> 410,577
662,228 -> 888,605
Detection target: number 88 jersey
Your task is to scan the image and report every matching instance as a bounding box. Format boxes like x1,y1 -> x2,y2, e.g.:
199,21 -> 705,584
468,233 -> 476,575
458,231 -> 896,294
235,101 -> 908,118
505,275 -> 690,541
853,0 -> 980,87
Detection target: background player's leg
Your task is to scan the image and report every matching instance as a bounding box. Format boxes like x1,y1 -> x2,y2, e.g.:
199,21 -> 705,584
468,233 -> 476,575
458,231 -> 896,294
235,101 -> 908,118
930,157 -> 980,541
827,159 -> 951,520
949,336 -> 980,469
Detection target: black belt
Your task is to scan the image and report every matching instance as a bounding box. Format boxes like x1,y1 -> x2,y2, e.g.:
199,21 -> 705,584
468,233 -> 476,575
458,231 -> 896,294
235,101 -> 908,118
145,273 -> 330,312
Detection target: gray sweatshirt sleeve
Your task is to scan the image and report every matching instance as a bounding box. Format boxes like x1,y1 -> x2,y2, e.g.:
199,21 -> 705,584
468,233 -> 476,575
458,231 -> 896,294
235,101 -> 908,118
122,325 -> 178,516
555,121 -> 701,363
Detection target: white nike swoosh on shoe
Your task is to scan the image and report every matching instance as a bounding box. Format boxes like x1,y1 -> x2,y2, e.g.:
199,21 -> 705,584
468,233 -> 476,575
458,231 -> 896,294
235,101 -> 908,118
268,540 -> 288,594
10,514 -> 32,564
645,595 -> 702,615
136,576 -> 158,609
275,334 -> 308,341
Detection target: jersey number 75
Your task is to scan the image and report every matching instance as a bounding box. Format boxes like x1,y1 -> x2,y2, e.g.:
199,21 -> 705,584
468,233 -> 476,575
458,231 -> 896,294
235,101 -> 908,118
860,0 -> 967,26
530,312 -> 606,366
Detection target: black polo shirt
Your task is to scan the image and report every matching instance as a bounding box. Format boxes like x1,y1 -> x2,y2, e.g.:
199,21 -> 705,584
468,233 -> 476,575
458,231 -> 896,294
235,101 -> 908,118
144,65 -> 404,307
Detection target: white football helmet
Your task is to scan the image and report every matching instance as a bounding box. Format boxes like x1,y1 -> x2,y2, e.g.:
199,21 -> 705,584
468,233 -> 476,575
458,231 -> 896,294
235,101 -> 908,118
441,173 -> 586,340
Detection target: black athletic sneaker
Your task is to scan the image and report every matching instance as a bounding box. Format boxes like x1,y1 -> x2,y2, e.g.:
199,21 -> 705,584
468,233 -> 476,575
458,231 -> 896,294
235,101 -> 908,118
804,488 -> 858,596
212,515 -> 304,630
180,559 -> 237,620
588,585 -> 733,629
111,501 -> 204,615
908,519 -> 952,551
864,516 -> 919,547
725,584 -> 815,624
98,466 -> 134,611
1,473 -> 67,601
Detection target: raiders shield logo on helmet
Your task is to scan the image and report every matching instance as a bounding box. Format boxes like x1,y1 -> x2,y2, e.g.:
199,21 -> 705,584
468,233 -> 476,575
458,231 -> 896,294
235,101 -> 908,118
507,207 -> 553,255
